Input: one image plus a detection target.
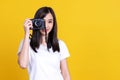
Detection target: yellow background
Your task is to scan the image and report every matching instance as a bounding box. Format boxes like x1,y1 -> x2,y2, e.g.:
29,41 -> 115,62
0,0 -> 120,80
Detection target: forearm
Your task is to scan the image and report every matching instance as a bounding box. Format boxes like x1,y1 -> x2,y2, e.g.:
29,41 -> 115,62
18,33 -> 29,69
61,59 -> 71,80
62,72 -> 70,80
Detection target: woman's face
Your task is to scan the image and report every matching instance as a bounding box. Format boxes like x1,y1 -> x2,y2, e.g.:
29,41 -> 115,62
40,13 -> 54,35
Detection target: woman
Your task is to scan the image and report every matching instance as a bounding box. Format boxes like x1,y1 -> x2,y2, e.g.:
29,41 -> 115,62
18,6 -> 70,80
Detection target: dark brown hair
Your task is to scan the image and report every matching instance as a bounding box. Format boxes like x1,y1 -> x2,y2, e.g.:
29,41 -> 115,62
30,6 -> 60,53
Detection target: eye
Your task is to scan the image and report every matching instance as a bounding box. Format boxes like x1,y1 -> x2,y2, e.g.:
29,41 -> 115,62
48,20 -> 53,23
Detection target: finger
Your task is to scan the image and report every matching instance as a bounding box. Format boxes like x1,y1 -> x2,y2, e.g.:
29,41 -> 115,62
24,21 -> 32,26
24,19 -> 31,24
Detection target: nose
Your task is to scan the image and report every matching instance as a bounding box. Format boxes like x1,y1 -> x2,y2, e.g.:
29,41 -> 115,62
45,22 -> 48,29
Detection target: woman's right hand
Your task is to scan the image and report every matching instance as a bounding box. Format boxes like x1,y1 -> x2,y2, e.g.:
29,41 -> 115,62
24,19 -> 33,34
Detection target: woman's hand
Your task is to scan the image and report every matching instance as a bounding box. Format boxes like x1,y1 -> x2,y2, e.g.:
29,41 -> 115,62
24,19 -> 33,34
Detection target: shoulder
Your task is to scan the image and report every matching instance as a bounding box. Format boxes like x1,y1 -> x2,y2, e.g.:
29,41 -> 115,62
58,39 -> 70,60
58,39 -> 66,46
58,39 -> 68,49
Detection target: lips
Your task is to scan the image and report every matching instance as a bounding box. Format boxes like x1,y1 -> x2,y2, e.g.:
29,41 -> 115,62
41,29 -> 49,32
46,29 -> 49,32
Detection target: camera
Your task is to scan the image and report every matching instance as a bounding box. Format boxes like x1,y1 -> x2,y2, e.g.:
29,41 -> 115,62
31,19 -> 45,30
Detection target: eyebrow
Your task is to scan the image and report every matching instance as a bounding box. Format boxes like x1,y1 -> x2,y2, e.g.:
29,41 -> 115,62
44,19 -> 53,22
44,18 -> 53,20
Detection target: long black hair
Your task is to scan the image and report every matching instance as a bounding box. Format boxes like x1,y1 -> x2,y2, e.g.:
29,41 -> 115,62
30,6 -> 60,53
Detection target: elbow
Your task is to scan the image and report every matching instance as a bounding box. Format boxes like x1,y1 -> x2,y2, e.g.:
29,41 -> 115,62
63,73 -> 71,80
62,74 -> 70,80
20,64 -> 27,69
18,60 -> 28,69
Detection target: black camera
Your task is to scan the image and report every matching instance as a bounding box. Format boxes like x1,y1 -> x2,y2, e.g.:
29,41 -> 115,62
31,19 -> 45,30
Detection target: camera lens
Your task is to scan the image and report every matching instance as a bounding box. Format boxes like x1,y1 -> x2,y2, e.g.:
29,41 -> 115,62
34,20 -> 42,27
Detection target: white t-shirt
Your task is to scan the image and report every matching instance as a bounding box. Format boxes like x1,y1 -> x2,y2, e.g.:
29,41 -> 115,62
18,39 -> 70,80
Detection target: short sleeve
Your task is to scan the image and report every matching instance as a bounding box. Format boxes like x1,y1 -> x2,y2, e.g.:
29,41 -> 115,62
59,40 -> 70,60
17,40 -> 23,54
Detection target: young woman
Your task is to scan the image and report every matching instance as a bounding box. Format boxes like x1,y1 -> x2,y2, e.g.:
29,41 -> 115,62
18,6 -> 70,80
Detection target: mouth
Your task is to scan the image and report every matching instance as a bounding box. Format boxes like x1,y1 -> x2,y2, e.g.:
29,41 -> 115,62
41,29 -> 49,32
46,29 -> 49,31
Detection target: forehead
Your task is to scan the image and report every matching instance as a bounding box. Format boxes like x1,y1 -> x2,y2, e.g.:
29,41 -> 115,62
44,13 -> 53,20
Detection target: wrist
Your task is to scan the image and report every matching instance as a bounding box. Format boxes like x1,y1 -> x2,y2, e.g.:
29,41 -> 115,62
25,32 -> 30,37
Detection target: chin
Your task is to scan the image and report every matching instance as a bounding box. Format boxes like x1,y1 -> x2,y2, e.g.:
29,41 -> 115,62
41,31 -> 50,36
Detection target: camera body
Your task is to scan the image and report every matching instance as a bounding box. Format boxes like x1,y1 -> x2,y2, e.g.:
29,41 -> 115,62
31,19 -> 45,30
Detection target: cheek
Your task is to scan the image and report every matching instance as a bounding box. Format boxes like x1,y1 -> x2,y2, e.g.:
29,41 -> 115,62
46,23 -> 53,30
50,25 -> 53,29
48,23 -> 53,26
50,23 -> 53,29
